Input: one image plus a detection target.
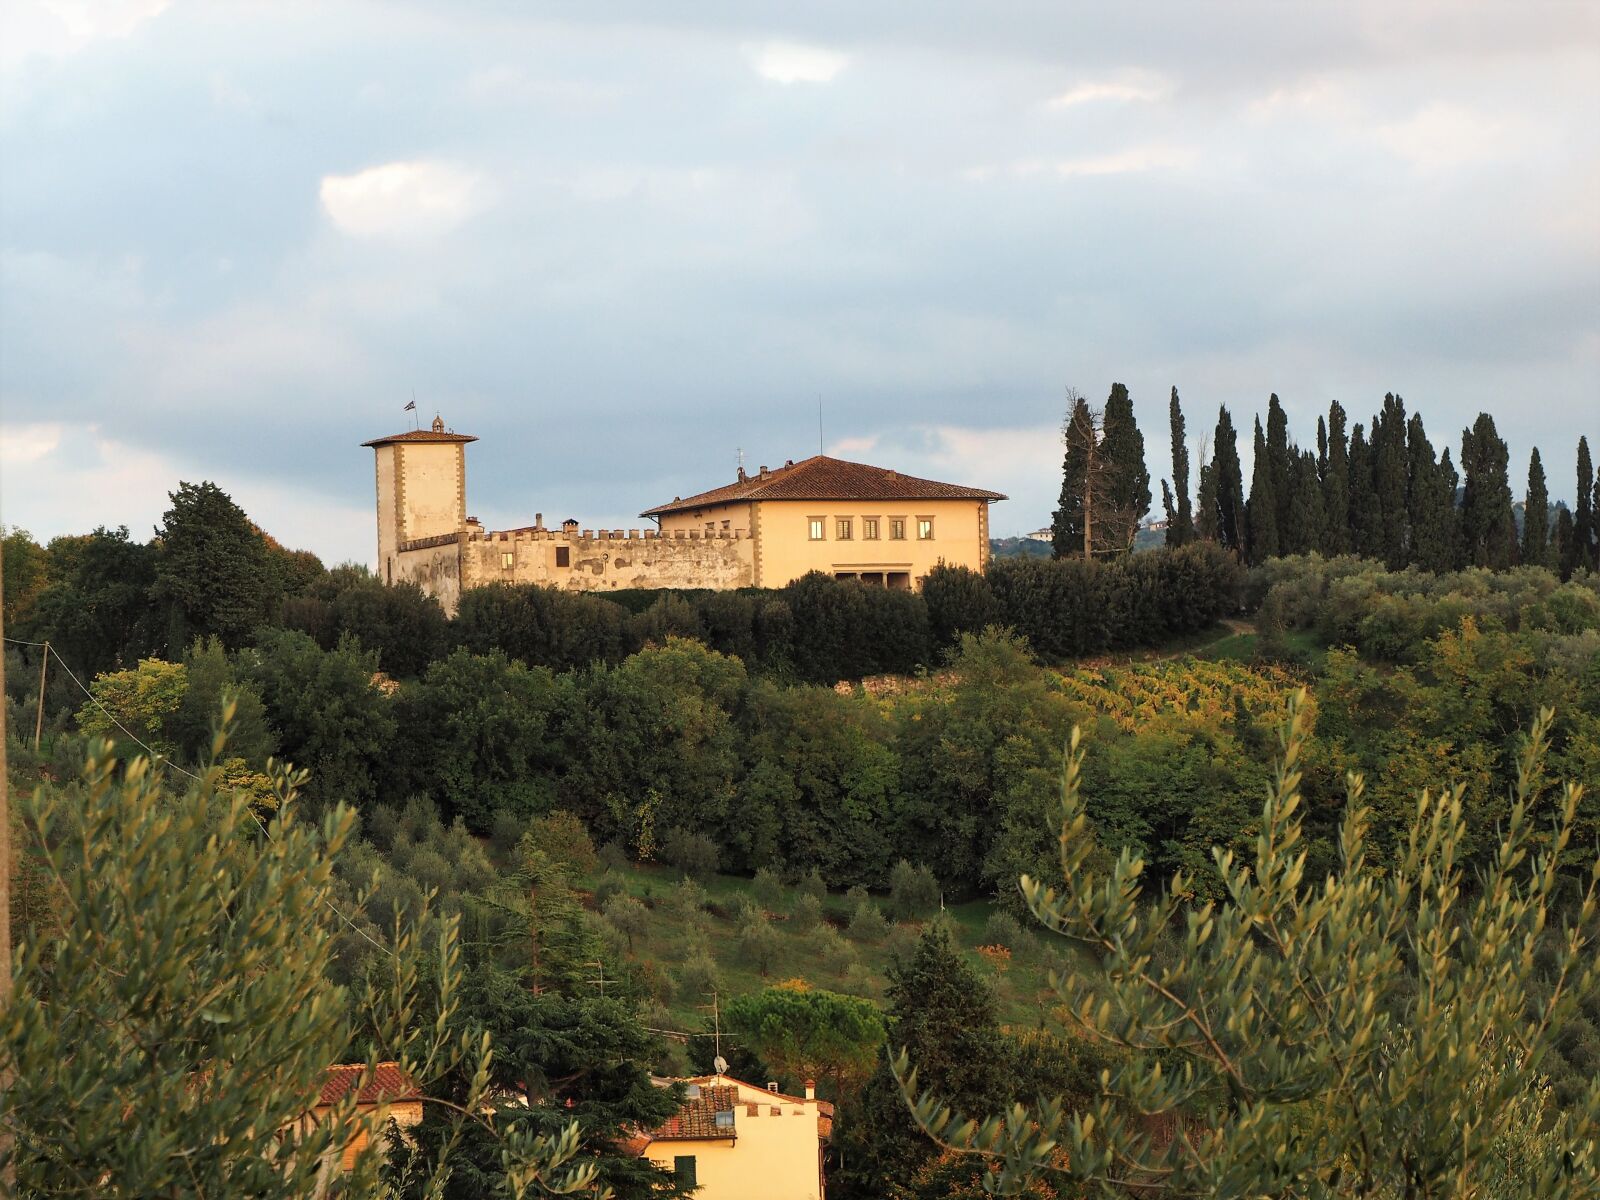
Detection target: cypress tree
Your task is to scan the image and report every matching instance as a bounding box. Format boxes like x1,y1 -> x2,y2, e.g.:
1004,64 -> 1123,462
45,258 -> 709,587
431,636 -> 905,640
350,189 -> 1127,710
1266,393 -> 1293,540
1347,424 -> 1381,557
1283,451 -> 1323,556
1316,415 -> 1329,480
1213,406 -> 1246,553
1372,393 -> 1410,567
1576,436 -> 1596,574
1322,401 -> 1350,555
1460,412 -> 1517,569
1100,383 -> 1151,554
1436,448 -> 1463,569
1522,448 -> 1550,569
1555,505 -> 1576,580
1051,393 -> 1094,559
1166,387 -> 1193,546
1405,413 -> 1454,572
1245,417 -> 1279,564
1195,462 -> 1220,543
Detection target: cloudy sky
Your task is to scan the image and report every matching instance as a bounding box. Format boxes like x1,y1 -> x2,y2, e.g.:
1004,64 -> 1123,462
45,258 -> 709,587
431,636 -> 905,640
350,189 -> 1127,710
2,1 -> 1596,565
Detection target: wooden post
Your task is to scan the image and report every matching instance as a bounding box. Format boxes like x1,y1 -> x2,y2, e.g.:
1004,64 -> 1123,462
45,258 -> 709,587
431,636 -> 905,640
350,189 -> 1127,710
34,641 -> 48,748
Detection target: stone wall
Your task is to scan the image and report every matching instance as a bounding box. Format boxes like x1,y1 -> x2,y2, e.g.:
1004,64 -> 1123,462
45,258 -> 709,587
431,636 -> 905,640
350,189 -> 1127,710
397,527 -> 757,615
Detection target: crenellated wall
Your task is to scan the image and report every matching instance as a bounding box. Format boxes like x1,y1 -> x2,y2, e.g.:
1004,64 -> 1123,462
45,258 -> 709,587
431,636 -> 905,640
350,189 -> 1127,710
393,526 -> 756,615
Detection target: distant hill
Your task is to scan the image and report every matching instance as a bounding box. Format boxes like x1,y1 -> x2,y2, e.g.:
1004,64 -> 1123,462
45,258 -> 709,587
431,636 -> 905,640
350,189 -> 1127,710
991,527 -> 1167,559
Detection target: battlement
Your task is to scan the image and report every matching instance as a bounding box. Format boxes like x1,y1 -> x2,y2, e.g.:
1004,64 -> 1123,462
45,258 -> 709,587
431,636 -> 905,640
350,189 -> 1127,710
468,527 -> 750,543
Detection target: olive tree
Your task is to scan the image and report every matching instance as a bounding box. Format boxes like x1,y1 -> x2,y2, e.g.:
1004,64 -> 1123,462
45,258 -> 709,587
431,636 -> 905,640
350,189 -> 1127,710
897,693 -> 1600,1197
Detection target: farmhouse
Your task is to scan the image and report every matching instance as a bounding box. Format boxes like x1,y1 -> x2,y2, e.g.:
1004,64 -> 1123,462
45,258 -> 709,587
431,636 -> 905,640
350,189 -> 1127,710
365,417 -> 1005,614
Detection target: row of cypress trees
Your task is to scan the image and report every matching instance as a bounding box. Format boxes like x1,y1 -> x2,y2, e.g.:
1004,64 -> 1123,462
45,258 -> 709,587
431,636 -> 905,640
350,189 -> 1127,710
1054,383 -> 1598,576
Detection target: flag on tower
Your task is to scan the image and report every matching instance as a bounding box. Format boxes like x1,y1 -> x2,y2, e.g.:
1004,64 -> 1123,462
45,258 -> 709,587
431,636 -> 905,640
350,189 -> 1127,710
404,399 -> 417,411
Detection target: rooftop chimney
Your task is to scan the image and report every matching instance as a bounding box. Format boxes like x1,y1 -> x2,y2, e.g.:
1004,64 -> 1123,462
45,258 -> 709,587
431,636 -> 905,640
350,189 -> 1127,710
737,466 -> 747,482
804,1080 -> 815,1100
534,512 -> 544,530
759,465 -> 769,477
767,1081 -> 779,1093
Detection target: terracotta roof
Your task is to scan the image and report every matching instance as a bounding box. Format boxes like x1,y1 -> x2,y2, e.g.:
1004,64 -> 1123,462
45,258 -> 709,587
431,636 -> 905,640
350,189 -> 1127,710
640,455 -> 1006,517
318,1062 -> 421,1107
361,429 -> 478,448
650,1084 -> 739,1141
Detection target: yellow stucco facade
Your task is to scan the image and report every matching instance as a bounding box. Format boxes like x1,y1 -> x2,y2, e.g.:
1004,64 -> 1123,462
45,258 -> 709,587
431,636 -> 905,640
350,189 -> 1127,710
367,422 -> 1004,614
641,1076 -> 830,1200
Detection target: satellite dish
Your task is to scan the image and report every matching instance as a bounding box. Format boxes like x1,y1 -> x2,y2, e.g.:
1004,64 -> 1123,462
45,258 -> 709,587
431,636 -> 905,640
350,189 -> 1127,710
714,1055 -> 728,1076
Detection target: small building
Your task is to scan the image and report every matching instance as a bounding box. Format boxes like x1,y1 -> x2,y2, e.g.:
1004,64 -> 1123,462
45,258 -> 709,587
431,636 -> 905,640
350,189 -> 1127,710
633,1074 -> 833,1200
273,1062 -> 422,1188
364,417 -> 1005,613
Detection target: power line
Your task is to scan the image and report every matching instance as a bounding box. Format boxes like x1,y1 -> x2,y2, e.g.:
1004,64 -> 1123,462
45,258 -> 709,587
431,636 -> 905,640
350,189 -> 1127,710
3,635 -> 394,958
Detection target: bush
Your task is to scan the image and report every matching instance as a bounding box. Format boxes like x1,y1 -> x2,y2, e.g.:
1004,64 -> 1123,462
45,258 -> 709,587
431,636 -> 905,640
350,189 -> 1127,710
752,866 -> 787,912
887,859 -> 941,920
796,868 -> 828,905
791,892 -> 825,934
676,951 -> 721,1002
982,909 -> 1024,950
598,840 -> 630,872
602,892 -> 650,951
592,873 -> 628,911
528,810 -> 598,874
814,926 -> 858,976
847,900 -> 890,943
490,810 -> 526,859
660,827 -> 720,881
738,915 -> 782,976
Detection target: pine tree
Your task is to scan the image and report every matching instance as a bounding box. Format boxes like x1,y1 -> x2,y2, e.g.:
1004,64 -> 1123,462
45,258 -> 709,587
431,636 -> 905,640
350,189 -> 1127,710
1321,401 -> 1351,555
151,480 -> 278,650
1522,447 -> 1550,569
1266,394 -> 1293,541
1051,392 -> 1093,559
1245,417 -> 1279,564
1212,406 -> 1246,553
1166,387 -> 1193,546
1372,394 -> 1410,567
1347,424 -> 1381,557
833,924 -> 1009,1197
1405,413 -> 1455,572
1099,383 -> 1151,555
1460,412 -> 1517,570
1576,436 -> 1596,574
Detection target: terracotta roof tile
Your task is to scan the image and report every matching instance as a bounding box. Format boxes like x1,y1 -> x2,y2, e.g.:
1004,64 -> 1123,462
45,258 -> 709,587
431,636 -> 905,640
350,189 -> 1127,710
361,429 -> 478,448
641,455 -> 1006,517
650,1084 -> 739,1141
319,1062 -> 421,1106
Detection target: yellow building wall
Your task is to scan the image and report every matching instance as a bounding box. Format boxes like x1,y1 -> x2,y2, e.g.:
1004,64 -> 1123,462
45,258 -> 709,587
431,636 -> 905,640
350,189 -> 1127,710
395,442 -> 466,543
375,445 -> 400,579
751,497 -> 990,589
644,1107 -> 822,1200
659,501 -> 754,537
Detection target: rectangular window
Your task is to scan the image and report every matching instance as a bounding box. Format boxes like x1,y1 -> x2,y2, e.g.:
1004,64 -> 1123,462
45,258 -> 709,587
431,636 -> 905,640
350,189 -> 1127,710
836,518 -> 853,540
889,518 -> 906,540
674,1156 -> 697,1186
863,517 -> 880,540
917,517 -> 935,540
555,546 -> 570,568
501,551 -> 515,569
809,517 -> 825,540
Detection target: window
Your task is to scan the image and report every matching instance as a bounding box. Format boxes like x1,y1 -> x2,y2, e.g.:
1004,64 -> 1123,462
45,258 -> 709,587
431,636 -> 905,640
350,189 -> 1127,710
555,546 -> 570,568
836,517 -> 853,540
674,1157 -> 697,1186
706,522 -> 715,533
889,517 -> 906,540
501,551 -> 515,569
809,517 -> 825,540
917,517 -> 935,540
863,517 -> 880,540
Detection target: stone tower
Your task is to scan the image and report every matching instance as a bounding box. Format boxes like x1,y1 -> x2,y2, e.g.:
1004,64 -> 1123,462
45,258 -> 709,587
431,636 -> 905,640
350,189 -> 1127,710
362,415 -> 477,583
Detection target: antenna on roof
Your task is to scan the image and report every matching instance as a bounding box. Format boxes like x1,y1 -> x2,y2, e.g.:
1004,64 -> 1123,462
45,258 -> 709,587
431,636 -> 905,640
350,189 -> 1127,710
700,989 -> 723,1073
818,395 -> 823,456
411,389 -> 420,430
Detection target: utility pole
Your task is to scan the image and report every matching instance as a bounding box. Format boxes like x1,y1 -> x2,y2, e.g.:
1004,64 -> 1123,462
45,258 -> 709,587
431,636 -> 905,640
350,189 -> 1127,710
34,641 -> 49,747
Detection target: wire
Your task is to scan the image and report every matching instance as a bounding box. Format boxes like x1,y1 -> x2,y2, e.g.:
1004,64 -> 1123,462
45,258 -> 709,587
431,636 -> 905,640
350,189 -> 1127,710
5,635 -> 395,957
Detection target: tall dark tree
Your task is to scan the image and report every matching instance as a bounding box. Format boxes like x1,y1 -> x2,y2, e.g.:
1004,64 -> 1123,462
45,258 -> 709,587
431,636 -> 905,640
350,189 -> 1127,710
1347,424 -> 1381,557
1051,391 -> 1094,559
1245,417 -> 1279,564
1265,393 -> 1293,540
832,925 -> 1009,1198
1165,387 -> 1193,546
1459,413 -> 1517,570
1555,505 -> 1577,579
1436,448 -> 1463,569
1372,394 -> 1410,567
1099,383 -> 1151,554
1522,447 -> 1550,569
1283,451 -> 1323,556
1321,401 -> 1351,556
1576,436 -> 1596,574
1405,413 -> 1455,572
1212,406 -> 1246,553
25,526 -> 162,679
1195,461 -> 1220,543
151,480 -> 277,650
